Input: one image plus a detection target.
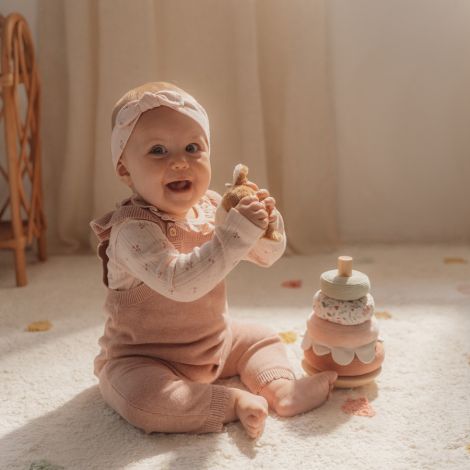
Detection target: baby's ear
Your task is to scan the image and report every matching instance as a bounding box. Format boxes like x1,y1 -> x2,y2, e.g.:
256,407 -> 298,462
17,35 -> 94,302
116,159 -> 132,187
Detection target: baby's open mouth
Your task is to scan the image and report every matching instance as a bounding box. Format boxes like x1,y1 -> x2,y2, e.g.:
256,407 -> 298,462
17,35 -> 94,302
166,180 -> 192,192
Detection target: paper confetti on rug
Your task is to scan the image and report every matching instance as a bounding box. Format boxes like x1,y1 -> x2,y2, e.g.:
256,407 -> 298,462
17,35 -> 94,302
26,320 -> 53,332
281,279 -> 303,288
341,397 -> 376,417
278,331 -> 298,344
443,257 -> 468,264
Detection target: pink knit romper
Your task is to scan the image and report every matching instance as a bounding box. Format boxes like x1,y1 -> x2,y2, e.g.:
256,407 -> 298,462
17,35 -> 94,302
90,194 -> 295,434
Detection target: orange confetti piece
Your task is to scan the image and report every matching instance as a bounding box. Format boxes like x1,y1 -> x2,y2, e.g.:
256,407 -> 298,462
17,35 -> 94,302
457,284 -> 470,295
375,311 -> 392,320
278,331 -> 298,344
444,257 -> 468,264
341,397 -> 376,417
281,279 -> 302,288
466,443 -> 470,453
26,320 -> 52,332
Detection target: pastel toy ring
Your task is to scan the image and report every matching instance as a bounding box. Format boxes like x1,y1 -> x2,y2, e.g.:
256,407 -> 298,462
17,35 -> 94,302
306,312 -> 379,349
313,290 -> 375,325
320,268 -> 370,301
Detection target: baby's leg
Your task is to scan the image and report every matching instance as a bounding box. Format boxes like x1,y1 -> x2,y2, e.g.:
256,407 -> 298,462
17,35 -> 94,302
223,320 -> 337,418
98,356 -> 234,434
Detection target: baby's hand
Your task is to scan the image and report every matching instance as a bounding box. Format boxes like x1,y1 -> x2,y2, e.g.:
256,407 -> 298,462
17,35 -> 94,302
246,182 -> 276,211
235,195 -> 269,230
256,189 -> 277,225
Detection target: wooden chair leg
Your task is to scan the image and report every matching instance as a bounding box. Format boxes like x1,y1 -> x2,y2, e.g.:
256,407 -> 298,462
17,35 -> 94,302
14,244 -> 27,287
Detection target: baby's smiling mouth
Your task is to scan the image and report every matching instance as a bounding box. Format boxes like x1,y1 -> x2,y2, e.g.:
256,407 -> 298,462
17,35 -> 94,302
166,180 -> 192,192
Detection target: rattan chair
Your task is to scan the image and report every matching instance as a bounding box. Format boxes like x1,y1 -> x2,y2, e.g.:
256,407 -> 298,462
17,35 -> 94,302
0,13 -> 46,287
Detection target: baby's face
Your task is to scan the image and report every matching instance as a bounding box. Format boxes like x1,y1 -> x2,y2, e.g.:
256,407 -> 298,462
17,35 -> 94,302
119,106 -> 211,219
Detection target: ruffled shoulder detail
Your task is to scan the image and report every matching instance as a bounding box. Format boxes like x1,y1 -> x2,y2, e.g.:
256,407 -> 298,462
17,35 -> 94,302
205,189 -> 222,207
125,192 -> 220,234
126,193 -> 175,221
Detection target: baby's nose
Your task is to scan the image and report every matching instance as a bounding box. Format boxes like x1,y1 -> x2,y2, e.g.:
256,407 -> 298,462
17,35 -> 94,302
171,158 -> 189,170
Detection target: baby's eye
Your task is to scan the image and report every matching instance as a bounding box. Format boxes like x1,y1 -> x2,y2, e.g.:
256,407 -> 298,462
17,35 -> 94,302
186,143 -> 200,153
149,145 -> 167,156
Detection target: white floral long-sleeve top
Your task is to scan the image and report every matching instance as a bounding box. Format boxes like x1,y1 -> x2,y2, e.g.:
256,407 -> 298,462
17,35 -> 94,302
105,190 -> 286,299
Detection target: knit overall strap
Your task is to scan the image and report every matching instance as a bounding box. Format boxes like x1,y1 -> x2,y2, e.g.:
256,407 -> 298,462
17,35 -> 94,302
90,202 -> 167,287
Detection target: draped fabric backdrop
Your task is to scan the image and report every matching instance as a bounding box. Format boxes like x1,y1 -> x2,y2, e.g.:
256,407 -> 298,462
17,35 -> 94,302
37,0 -> 338,255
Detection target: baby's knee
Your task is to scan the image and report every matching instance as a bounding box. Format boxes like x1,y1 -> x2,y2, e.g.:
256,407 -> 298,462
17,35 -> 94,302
102,384 -> 213,434
99,368 -> 222,434
235,320 -> 280,345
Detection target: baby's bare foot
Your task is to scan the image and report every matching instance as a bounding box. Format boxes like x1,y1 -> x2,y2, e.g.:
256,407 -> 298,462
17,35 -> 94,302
235,390 -> 268,439
263,371 -> 337,417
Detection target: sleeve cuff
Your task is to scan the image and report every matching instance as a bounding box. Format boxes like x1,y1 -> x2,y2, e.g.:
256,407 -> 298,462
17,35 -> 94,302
223,207 -> 265,241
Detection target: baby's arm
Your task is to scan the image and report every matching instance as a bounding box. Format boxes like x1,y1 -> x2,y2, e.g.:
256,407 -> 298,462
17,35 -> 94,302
113,208 -> 264,302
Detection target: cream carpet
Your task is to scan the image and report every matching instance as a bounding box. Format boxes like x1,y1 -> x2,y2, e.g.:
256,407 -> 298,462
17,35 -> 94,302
0,244 -> 469,470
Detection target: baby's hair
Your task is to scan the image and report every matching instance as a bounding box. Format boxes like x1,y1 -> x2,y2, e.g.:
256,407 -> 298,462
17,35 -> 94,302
111,81 -> 189,130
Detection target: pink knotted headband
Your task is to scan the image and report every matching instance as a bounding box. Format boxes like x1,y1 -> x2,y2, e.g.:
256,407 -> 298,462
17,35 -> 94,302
111,89 -> 210,169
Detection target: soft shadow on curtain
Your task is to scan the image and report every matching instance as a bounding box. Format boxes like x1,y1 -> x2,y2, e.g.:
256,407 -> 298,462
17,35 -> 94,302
37,0 -> 338,255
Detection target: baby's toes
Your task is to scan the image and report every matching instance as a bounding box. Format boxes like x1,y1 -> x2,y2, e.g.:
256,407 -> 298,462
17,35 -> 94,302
246,413 -> 263,427
247,426 -> 261,439
246,416 -> 265,439
322,370 -> 338,385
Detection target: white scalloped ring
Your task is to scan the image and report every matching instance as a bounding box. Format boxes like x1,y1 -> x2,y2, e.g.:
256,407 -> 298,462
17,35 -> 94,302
304,342 -> 384,376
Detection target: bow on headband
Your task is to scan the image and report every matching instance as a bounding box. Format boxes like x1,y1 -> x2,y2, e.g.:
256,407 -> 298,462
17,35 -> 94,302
111,89 -> 210,170
115,90 -> 186,129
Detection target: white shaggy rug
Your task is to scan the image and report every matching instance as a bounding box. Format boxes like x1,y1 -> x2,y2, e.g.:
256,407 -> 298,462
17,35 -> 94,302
0,244 -> 469,470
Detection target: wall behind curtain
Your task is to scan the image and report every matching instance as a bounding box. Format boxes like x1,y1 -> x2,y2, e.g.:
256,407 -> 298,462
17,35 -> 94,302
35,0 -> 337,255
328,0 -> 470,243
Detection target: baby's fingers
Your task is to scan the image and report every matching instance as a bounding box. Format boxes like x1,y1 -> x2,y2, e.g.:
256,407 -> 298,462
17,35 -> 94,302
256,189 -> 270,201
263,196 -> 276,211
253,208 -> 268,219
245,180 -> 259,191
237,195 -> 258,207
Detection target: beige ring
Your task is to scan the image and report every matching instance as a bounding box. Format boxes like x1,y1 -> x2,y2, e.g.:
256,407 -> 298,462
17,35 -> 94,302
320,269 -> 370,301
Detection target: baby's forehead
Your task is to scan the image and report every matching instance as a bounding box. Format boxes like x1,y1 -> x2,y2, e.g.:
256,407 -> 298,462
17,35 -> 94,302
134,108 -> 207,143
138,107 -> 203,133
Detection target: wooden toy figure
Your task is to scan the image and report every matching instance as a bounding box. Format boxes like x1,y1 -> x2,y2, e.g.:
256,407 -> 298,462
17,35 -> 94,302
301,256 -> 384,388
221,163 -> 282,242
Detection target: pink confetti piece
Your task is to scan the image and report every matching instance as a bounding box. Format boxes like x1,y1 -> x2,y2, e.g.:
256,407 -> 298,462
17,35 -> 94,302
457,284 -> 470,295
281,279 -> 302,288
341,397 -> 376,417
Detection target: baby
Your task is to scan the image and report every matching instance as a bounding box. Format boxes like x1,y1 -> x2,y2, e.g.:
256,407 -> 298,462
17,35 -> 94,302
90,81 -> 337,439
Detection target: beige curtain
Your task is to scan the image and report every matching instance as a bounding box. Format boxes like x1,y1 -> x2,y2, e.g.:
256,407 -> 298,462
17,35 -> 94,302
37,0 -> 338,255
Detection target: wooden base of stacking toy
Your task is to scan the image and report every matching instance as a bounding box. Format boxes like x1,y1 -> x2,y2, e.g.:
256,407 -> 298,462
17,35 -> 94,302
301,359 -> 381,388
